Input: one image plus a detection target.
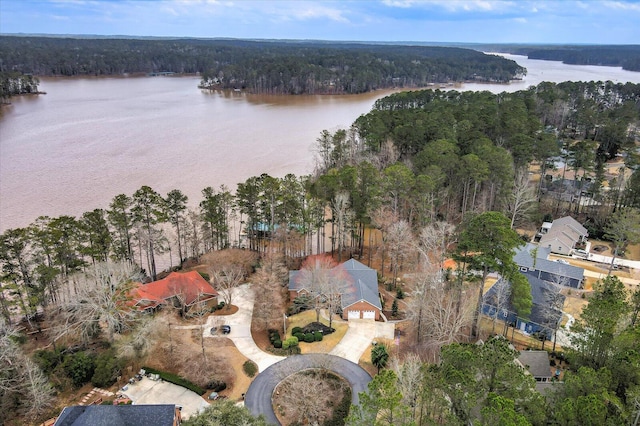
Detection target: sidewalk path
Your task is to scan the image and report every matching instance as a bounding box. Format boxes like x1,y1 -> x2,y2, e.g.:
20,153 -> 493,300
203,284 -> 284,373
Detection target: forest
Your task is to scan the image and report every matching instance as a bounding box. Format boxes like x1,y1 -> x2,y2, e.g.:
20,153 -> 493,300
0,71 -> 40,101
469,43 -> 640,72
0,36 -> 525,94
2,80 -> 640,424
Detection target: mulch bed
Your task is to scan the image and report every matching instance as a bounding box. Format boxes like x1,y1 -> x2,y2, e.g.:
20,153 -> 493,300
301,322 -> 335,335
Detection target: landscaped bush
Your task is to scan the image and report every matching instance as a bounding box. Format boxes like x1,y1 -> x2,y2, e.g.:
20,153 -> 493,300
314,331 -> 323,342
207,379 -> 227,392
243,360 -> 258,378
274,339 -> 282,348
304,333 -> 314,343
269,330 -> 281,344
291,326 -> 303,335
64,351 -> 96,387
142,366 -> 206,395
91,349 -> 122,388
294,332 -> 305,341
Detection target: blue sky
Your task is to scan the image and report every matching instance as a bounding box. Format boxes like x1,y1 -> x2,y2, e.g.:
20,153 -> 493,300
1,0 -> 639,44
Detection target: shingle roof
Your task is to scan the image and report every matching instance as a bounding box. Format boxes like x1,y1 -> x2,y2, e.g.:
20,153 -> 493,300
132,271 -> 218,310
484,275 -> 565,327
54,404 -> 177,426
518,351 -> 552,378
539,216 -> 588,252
513,244 -> 584,281
339,259 -> 382,310
288,259 -> 381,311
551,216 -> 588,237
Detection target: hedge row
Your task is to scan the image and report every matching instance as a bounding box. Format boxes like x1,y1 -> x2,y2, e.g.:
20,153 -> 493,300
142,366 -> 206,395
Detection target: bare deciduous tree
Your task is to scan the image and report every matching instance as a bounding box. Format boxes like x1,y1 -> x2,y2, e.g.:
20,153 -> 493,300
252,252 -> 287,332
274,369 -> 347,426
407,272 -> 475,353
1,318 -> 55,422
294,254 -> 351,327
50,260 -> 142,345
507,167 -> 537,229
415,221 -> 455,273
386,220 -> 414,283
211,264 -> 245,310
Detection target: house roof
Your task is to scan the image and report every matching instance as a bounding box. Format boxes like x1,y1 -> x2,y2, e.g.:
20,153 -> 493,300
539,216 -> 588,252
133,271 -> 218,309
484,275 -> 565,326
518,350 -> 552,378
514,244 -> 584,282
551,216 -> 588,237
54,404 -> 177,426
288,259 -> 381,311
339,259 -> 382,311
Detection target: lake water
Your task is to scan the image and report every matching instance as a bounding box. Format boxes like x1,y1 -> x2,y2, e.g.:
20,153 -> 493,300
2,54 -> 640,232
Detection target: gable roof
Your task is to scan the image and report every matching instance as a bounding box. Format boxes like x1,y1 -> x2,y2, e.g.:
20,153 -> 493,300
514,244 -> 584,282
484,275 -> 565,326
288,259 -> 381,311
539,216 -> 588,251
133,271 -> 218,309
551,216 -> 588,237
54,404 -> 178,426
518,351 -> 552,378
339,259 -> 382,311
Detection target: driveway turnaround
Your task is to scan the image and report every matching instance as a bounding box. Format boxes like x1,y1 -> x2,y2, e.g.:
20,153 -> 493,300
245,354 -> 372,425
121,376 -> 209,419
204,284 -> 285,372
330,318 -> 395,363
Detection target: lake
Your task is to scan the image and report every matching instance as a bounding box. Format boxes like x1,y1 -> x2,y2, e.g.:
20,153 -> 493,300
2,54 -> 640,232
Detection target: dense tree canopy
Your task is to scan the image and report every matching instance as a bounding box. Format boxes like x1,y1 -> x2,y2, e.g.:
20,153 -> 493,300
0,36 -> 525,94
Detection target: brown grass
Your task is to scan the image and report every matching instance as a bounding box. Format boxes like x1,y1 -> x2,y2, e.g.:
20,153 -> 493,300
285,310 -> 348,354
143,311 -> 253,402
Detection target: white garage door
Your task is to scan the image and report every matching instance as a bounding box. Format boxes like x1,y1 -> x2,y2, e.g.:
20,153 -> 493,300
362,310 -> 376,319
348,310 -> 361,319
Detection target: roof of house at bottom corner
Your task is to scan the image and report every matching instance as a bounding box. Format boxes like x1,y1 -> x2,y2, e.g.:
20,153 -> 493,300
54,404 -> 178,426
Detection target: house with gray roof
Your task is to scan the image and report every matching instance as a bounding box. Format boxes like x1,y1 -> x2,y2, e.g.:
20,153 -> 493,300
54,404 -> 181,426
514,243 -> 585,288
517,350 -> 555,393
482,275 -> 565,339
289,258 -> 382,320
538,216 -> 588,256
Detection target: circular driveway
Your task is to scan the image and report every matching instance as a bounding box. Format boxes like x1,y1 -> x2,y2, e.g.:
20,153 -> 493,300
244,354 -> 372,425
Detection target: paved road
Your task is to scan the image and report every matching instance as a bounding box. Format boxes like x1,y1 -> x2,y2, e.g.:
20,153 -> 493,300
244,354 -> 372,425
204,284 -> 285,372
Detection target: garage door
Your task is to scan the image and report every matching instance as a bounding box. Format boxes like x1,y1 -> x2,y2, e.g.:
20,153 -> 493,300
348,310 -> 361,320
362,310 -> 376,319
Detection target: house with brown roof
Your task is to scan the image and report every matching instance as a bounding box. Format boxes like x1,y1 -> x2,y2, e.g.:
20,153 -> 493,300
131,271 -> 218,313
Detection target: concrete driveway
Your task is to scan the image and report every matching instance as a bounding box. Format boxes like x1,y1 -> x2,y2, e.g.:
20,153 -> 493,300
330,319 -> 395,363
121,376 -> 209,419
245,354 -> 372,425
204,284 -> 285,372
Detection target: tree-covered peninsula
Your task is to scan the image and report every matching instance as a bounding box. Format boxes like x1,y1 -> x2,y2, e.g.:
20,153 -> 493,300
0,36 -> 525,94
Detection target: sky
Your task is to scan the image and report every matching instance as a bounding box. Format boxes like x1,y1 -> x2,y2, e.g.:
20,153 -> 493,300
1,0 -> 639,44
